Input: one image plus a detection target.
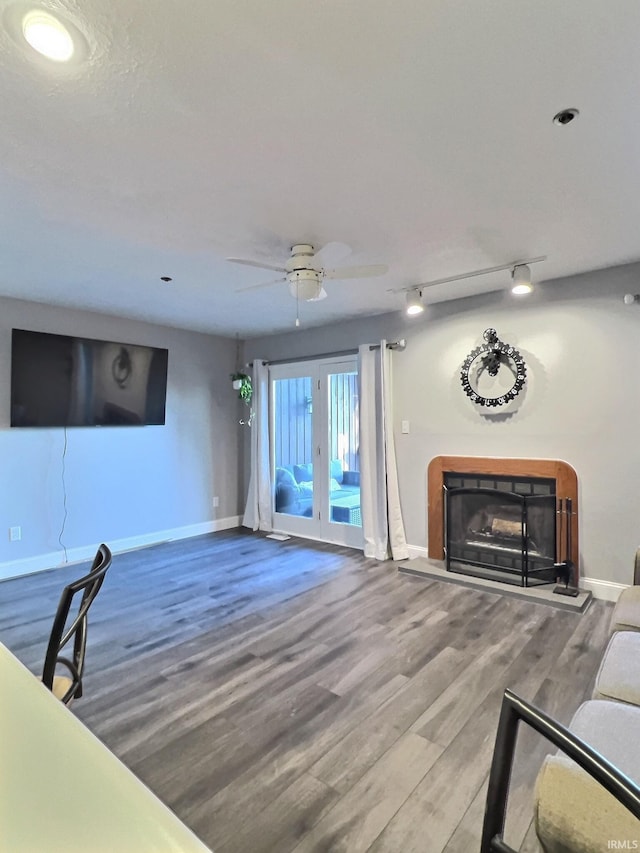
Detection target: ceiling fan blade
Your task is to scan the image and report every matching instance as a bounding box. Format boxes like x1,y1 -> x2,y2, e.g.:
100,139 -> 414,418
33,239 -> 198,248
323,263 -> 388,280
227,258 -> 287,273
235,277 -> 286,293
307,286 -> 328,302
310,241 -> 351,269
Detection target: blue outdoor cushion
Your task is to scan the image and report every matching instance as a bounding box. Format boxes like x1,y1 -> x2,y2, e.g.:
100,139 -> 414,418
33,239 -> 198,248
276,467 -> 297,488
293,463 -> 313,483
298,482 -> 313,499
275,467 -> 300,513
330,459 -> 344,484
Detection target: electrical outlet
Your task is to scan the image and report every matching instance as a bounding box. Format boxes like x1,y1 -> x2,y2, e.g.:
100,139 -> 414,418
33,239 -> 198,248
9,526 -> 21,542
213,496 -> 220,508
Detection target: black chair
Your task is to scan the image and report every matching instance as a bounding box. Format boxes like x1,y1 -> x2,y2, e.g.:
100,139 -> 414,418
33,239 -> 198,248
481,688 -> 640,852
42,544 -> 112,706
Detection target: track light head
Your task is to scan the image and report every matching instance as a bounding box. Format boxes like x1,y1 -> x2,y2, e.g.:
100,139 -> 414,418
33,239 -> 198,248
511,264 -> 533,295
406,290 -> 424,316
624,294 -> 640,305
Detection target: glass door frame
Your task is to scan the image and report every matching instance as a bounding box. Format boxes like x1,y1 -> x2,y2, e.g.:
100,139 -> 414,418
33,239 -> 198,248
270,361 -> 317,540
269,356 -> 363,549
317,358 -> 362,548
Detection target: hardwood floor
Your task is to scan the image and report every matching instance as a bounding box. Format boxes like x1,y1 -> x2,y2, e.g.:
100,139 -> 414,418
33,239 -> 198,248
0,530 -> 613,852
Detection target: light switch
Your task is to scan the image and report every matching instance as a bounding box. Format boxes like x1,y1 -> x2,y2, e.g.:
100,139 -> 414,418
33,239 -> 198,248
401,420 -> 410,434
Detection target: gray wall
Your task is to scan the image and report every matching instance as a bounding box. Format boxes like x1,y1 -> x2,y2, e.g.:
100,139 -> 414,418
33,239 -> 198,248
245,262 -> 640,587
0,296 -> 241,576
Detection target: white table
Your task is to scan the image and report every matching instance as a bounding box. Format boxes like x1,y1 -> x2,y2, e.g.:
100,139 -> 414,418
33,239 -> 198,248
0,643 -> 212,852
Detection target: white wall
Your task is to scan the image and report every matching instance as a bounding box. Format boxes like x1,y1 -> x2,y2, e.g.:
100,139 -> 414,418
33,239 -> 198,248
0,296 -> 242,579
245,262 -> 640,590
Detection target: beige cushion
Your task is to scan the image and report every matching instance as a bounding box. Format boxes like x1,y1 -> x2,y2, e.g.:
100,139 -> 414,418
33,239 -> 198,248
535,700 -> 640,853
40,674 -> 74,704
594,631 -> 640,705
52,675 -> 73,701
611,585 -> 640,634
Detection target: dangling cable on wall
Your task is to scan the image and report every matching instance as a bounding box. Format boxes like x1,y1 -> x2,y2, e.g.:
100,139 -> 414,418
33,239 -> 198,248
58,426 -> 68,563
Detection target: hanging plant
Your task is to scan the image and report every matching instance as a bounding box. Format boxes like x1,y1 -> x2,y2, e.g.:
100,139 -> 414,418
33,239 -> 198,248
231,372 -> 253,405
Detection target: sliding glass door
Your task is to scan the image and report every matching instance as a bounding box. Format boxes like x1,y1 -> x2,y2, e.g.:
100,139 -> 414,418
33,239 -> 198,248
271,357 -> 362,548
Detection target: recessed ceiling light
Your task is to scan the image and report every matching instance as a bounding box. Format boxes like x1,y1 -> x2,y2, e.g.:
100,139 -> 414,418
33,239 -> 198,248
22,10 -> 74,62
553,108 -> 579,126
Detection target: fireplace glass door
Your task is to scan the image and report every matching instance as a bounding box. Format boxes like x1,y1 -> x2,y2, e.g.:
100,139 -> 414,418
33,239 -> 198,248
445,480 -> 557,586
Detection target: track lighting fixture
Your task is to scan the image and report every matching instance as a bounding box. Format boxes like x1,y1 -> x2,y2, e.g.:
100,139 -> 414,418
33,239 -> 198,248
623,294 -> 640,305
394,256 -> 546,310
406,290 -> 424,316
511,264 -> 533,295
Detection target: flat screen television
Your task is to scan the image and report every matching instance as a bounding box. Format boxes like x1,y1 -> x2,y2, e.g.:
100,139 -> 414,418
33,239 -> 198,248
10,329 -> 168,427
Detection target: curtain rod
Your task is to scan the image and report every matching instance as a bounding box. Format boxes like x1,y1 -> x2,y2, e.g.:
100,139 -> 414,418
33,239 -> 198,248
249,339 -> 406,367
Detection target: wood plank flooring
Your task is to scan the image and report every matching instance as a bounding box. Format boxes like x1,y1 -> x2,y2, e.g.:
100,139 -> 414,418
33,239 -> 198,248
0,530 -> 613,852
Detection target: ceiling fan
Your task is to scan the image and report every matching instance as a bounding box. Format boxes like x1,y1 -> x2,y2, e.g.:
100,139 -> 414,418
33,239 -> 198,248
228,243 -> 388,304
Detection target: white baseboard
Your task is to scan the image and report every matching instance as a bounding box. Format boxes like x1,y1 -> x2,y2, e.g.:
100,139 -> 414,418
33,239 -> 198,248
403,546 -> 628,603
406,544 -> 429,560
0,516 -> 241,583
579,576 -> 628,603
3,529 -> 627,604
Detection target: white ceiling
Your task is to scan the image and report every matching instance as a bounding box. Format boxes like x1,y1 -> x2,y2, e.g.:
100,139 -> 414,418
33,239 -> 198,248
1,0 -> 640,338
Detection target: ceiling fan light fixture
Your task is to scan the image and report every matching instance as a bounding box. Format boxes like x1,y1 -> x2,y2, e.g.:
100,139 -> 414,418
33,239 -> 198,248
406,290 -> 424,316
288,276 -> 323,302
511,264 -> 533,295
22,10 -> 74,61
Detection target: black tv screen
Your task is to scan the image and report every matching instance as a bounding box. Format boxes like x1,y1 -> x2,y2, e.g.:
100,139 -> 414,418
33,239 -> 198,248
11,329 -> 168,427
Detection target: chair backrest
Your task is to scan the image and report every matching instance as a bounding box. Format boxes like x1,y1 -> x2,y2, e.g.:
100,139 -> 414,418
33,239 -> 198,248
480,688 -> 640,853
42,544 -> 112,705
